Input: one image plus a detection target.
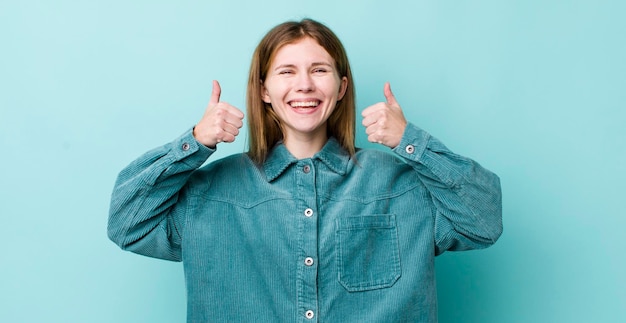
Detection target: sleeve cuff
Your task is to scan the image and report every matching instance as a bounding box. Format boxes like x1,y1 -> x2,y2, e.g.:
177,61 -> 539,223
169,127 -> 215,166
392,122 -> 431,162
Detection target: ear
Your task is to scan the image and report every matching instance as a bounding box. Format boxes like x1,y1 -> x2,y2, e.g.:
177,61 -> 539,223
337,76 -> 348,101
261,82 -> 271,104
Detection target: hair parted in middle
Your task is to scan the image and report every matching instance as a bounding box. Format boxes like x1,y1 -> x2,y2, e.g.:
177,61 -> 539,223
246,18 -> 356,164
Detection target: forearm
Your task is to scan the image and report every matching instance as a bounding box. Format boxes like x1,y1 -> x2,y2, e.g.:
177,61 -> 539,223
107,128 -> 214,260
393,123 -> 503,253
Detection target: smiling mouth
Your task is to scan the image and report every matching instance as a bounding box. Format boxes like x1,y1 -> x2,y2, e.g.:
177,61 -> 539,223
289,100 -> 320,108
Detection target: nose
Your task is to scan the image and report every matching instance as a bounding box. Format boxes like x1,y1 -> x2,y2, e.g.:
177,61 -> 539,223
296,73 -> 314,92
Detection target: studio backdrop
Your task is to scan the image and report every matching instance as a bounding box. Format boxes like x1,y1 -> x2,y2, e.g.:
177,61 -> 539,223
1,1 -> 624,322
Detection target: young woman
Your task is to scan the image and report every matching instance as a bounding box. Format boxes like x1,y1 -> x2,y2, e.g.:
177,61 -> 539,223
108,18 -> 502,322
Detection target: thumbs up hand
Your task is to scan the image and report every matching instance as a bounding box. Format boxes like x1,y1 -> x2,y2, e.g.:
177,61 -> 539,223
361,82 -> 407,148
193,80 -> 245,148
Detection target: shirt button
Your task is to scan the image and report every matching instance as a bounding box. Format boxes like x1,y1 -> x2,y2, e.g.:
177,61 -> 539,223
304,257 -> 314,266
303,165 -> 311,173
405,144 -> 415,154
305,310 -> 315,319
304,208 -> 313,217
181,143 -> 190,151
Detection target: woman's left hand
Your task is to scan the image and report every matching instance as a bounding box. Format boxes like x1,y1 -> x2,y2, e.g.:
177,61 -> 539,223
361,82 -> 407,148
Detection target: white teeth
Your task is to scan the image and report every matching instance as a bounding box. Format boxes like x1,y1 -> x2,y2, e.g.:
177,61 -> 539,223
290,101 -> 319,107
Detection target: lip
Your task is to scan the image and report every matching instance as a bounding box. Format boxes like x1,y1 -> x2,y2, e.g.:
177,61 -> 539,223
287,99 -> 322,114
288,99 -> 321,107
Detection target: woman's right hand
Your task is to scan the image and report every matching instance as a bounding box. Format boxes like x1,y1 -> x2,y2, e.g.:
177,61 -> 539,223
193,80 -> 245,148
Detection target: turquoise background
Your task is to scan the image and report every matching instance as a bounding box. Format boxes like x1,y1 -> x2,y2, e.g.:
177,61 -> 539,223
1,1 -> 624,322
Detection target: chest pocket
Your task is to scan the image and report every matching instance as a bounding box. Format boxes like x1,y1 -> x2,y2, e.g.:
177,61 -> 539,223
335,215 -> 402,292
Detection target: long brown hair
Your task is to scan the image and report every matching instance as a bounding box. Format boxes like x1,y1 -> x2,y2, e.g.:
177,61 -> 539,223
246,18 -> 356,164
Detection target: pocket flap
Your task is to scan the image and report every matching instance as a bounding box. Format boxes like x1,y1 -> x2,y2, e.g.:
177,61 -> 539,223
336,215 -> 402,292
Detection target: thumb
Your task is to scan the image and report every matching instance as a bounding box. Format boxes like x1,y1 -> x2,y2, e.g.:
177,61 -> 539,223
384,82 -> 399,106
209,80 -> 221,105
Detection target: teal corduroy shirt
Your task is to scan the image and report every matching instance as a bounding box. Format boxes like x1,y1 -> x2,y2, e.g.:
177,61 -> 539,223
108,123 -> 503,322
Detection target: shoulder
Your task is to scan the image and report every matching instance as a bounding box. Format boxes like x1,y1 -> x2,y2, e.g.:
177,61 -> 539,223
188,153 -> 261,187
336,147 -> 424,200
348,147 -> 417,181
354,147 -> 408,169
184,152 -> 286,207
204,153 -> 255,171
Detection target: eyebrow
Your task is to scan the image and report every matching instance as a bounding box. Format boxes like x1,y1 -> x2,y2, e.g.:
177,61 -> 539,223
273,62 -> 333,71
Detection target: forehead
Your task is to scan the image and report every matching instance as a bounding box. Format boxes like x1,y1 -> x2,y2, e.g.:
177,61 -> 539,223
270,37 -> 334,66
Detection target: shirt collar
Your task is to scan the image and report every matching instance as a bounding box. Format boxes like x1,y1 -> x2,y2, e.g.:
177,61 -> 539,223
263,138 -> 351,182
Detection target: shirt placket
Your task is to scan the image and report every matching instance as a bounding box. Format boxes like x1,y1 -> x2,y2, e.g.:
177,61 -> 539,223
295,159 -> 319,322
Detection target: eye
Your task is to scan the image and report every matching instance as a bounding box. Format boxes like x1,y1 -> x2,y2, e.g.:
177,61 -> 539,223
313,68 -> 328,73
279,70 -> 294,75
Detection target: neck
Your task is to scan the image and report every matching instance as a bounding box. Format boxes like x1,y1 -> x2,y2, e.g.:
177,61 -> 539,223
283,131 -> 328,159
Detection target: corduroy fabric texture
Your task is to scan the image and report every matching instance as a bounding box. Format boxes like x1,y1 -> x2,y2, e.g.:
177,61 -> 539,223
108,123 -> 502,323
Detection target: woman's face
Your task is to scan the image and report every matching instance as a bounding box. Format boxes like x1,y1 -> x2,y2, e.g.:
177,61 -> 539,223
262,37 -> 348,142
